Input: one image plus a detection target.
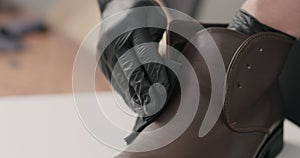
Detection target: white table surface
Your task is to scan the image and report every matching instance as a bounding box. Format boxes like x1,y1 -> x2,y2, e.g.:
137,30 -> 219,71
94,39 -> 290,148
0,92 -> 299,158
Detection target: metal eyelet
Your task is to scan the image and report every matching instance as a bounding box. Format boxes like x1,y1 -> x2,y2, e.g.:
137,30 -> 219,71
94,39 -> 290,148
238,84 -> 243,89
259,48 -> 264,53
246,64 -> 252,70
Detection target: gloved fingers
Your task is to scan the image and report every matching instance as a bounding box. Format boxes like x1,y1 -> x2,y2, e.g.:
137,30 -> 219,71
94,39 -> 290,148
109,57 -> 150,113
131,28 -> 164,64
100,42 -> 151,116
130,28 -> 172,115
105,56 -> 132,103
99,58 -> 133,109
98,30 -> 156,115
98,40 -> 140,111
116,46 -> 155,116
99,31 -> 132,67
131,28 -> 171,90
98,46 -> 117,80
98,28 -> 169,117
98,58 -> 112,81
127,66 -> 153,116
105,28 -> 168,117
127,65 -> 168,117
98,31 -> 133,79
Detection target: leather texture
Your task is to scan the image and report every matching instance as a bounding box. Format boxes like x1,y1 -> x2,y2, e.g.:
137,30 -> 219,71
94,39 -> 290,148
115,20 -> 295,158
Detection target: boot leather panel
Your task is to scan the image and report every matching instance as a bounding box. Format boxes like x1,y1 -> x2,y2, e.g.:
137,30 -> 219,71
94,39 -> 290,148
115,21 -> 294,158
225,33 -> 295,133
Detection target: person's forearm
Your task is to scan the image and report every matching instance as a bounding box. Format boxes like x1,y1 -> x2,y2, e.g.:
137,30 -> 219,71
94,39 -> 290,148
242,0 -> 300,38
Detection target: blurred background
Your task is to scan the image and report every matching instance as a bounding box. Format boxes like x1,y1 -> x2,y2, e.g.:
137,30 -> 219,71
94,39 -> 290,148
0,0 -> 107,96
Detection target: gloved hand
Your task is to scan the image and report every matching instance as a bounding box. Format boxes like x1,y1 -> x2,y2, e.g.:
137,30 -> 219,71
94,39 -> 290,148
97,0 -> 178,138
228,9 -> 295,39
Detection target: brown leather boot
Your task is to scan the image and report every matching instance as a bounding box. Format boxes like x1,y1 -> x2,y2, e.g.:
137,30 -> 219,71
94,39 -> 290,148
115,20 -> 295,158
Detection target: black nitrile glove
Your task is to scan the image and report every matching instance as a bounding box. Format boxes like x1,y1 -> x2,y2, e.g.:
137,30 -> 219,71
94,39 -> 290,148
228,9 -> 295,39
97,0 -> 179,144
